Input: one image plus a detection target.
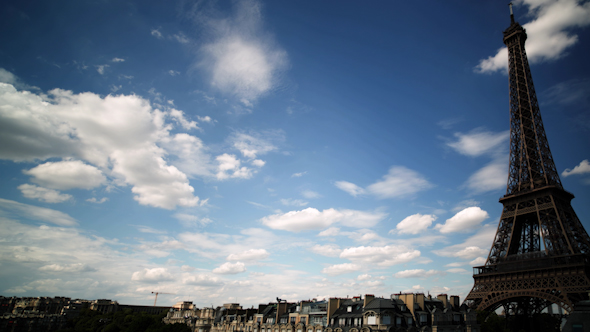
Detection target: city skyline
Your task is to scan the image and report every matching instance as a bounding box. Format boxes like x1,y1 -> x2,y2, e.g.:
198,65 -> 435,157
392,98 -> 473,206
1,0 -> 589,307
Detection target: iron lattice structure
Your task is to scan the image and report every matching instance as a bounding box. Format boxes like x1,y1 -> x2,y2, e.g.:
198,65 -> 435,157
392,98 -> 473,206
464,9 -> 590,314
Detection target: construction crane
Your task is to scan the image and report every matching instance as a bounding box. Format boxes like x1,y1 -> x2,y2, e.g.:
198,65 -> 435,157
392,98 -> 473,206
151,291 -> 174,306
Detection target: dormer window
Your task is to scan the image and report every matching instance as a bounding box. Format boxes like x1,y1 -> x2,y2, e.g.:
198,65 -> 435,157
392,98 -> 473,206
347,306 -> 352,313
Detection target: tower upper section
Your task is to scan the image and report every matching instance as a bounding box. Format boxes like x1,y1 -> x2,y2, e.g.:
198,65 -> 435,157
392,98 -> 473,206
502,8 -> 562,196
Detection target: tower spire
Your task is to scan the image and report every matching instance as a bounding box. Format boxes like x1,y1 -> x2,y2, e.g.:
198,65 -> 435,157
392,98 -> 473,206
509,2 -> 515,24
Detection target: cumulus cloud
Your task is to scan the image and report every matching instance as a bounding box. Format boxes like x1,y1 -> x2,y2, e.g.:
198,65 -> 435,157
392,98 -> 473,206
131,268 -> 174,282
447,130 -> 509,157
23,160 -> 106,190
213,261 -> 246,274
562,159 -> 590,177
215,153 -> 254,180
197,0 -> 288,104
394,269 -> 445,278
226,249 -> 269,261
475,0 -> 590,73
470,257 -> 487,266
0,198 -> 77,226
260,207 -> 386,232
321,263 -> 361,276
395,213 -> 436,235
366,167 -> 432,199
0,80 -> 208,210
18,184 -> 72,203
435,207 -> 489,233
183,274 -> 222,286
310,244 -> 342,257
340,245 -> 421,267
433,223 -> 497,259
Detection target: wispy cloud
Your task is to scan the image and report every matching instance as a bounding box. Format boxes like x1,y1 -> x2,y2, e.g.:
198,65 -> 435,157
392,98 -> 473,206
336,166 -> 432,199
475,0 -> 590,73
0,198 -> 77,226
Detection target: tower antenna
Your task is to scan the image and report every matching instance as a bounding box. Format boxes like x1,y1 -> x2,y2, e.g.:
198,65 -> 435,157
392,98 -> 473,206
508,2 -> 515,24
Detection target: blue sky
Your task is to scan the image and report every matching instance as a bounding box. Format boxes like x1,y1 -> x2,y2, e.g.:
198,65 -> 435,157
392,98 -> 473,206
1,0 -> 589,307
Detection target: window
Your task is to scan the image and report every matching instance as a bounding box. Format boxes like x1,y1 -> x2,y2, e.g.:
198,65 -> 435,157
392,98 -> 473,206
258,318 -> 262,323
300,317 -> 306,324
382,316 -> 390,325
396,317 -> 401,326
406,318 -> 412,326
420,315 -> 427,323
347,306 -> 352,313
367,315 -> 376,325
339,318 -> 345,326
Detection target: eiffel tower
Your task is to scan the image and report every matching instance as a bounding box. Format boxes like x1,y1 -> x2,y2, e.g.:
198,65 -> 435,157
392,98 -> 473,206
464,4 -> 590,315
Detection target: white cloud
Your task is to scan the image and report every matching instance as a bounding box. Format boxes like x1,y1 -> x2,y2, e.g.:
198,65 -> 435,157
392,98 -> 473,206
562,159 -> 590,177
447,130 -> 509,157
199,0 -> 288,105
465,158 -> 508,193
321,263 -> 361,276
476,0 -> 590,73
394,269 -> 445,278
340,245 -> 421,267
0,198 -> 77,226
151,28 -> 163,39
226,249 -> 269,261
366,166 -> 432,199
433,223 -> 497,260
183,274 -> 222,286
168,70 -> 180,76
0,68 -> 18,84
86,197 -> 108,204
18,184 -> 72,203
96,65 -> 109,75
173,213 -> 212,228
260,207 -> 386,232
395,213 -> 436,235
215,153 -> 254,180
301,190 -> 321,199
0,81 -> 205,210
112,57 -> 125,63
23,160 -> 106,190
310,244 -> 341,257
168,108 -> 198,130
292,171 -> 307,177
131,267 -> 174,282
172,32 -> 190,44
470,257 -> 487,266
335,181 -> 366,197
357,274 -> 372,281
39,263 -> 96,273
213,261 -> 246,274
435,207 -> 489,233
446,268 -> 470,274
230,131 -> 281,159
318,227 -> 340,237
251,159 -> 265,167
280,198 -> 308,207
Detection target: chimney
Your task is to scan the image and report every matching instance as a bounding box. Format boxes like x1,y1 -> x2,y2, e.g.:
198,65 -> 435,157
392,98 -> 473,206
415,293 -> 425,311
437,294 -> 449,309
276,302 -> 288,323
363,294 -> 375,308
450,296 -> 460,309
327,298 -> 341,322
